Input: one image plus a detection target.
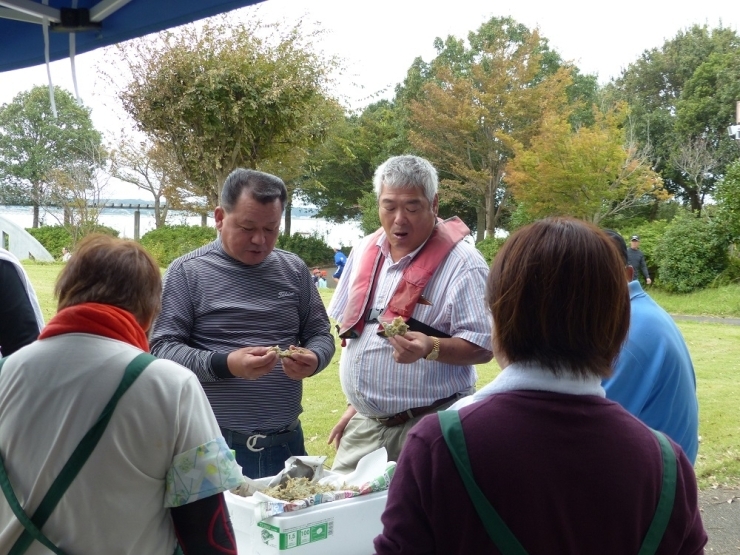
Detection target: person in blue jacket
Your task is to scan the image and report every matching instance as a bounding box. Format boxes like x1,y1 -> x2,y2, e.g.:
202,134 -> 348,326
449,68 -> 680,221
333,246 -> 347,281
603,230 -> 699,463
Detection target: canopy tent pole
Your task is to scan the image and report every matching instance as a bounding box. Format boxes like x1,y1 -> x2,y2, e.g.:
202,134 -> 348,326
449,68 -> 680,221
42,0 -> 58,118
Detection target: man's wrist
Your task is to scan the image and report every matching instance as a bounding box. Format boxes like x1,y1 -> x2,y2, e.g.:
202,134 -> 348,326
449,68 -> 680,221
425,337 -> 440,361
211,352 -> 234,379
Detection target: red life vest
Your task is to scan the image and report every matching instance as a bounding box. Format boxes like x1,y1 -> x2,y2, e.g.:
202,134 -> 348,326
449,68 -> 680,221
338,217 -> 470,340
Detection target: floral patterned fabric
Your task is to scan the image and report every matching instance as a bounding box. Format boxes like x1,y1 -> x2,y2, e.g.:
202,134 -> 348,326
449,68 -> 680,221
165,437 -> 245,507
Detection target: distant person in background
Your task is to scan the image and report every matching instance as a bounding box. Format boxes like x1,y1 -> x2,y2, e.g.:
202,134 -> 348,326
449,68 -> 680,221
312,268 -> 321,286
61,247 -> 71,262
628,235 -> 651,284
604,230 -> 699,463
333,246 -> 347,281
318,271 -> 327,289
0,247 -> 44,356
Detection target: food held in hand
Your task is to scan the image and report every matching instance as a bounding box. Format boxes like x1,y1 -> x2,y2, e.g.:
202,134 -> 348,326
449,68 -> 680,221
382,317 -> 409,338
268,345 -> 309,358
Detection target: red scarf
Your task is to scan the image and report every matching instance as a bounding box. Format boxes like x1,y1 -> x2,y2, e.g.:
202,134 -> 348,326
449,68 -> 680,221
39,302 -> 150,352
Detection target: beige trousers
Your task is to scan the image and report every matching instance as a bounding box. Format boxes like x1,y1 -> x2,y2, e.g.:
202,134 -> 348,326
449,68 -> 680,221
331,390 -> 472,474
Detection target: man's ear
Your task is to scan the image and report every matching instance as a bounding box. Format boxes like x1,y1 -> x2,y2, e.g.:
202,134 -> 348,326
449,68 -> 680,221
625,265 -> 634,282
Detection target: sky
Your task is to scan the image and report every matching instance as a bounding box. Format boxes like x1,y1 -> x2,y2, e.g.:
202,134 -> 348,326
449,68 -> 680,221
0,0 -> 737,198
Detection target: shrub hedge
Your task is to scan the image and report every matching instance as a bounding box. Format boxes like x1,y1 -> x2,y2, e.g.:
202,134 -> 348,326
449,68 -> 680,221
277,233 -> 336,267
656,213 -> 728,293
140,225 -> 217,267
26,225 -> 119,260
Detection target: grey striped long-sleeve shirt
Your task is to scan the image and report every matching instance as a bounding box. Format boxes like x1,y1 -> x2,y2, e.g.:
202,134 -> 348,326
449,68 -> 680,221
150,239 -> 335,434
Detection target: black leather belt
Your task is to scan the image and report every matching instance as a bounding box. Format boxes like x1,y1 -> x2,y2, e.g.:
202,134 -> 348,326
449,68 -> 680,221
373,393 -> 460,427
220,420 -> 300,453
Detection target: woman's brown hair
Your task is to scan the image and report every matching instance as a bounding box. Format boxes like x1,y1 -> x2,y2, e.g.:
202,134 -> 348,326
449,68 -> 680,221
488,218 -> 630,378
55,234 -> 162,327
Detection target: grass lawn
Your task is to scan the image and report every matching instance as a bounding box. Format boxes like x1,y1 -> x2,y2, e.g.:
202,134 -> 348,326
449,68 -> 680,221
23,262 -> 740,487
650,283 -> 740,318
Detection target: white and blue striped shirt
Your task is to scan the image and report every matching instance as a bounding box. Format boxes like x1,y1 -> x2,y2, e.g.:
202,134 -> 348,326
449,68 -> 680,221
328,232 -> 492,417
151,239 -> 335,434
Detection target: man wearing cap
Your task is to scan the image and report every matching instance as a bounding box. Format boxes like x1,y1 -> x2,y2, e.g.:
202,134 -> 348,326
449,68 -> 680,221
326,155 -> 492,473
627,235 -> 651,285
604,230 -> 699,463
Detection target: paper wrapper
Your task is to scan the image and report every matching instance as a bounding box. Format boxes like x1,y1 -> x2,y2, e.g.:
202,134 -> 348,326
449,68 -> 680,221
232,448 -> 396,519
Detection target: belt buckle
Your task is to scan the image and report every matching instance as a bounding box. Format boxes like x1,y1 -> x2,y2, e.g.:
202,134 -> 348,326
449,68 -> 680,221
246,433 -> 267,452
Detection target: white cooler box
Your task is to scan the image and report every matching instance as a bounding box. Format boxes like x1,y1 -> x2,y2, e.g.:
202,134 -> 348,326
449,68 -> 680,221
225,489 -> 388,555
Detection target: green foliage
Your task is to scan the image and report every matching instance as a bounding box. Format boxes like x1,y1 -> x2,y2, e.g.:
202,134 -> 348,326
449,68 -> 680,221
0,86 -> 104,226
25,225 -> 118,260
299,100 -> 407,223
475,236 -> 506,265
140,225 -> 216,266
276,233 -> 334,267
358,191 -> 381,235
613,24 -> 740,211
715,159 -> 740,243
615,219 -> 670,281
116,17 -> 338,208
655,213 -> 728,292
712,254 -> 740,287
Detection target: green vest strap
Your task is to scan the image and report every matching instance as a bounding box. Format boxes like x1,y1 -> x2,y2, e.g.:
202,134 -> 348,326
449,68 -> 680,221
637,430 -> 677,555
0,352 -> 156,555
439,410 -> 529,555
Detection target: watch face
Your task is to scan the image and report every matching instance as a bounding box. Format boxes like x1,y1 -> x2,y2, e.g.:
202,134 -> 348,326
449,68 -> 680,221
426,351 -> 439,361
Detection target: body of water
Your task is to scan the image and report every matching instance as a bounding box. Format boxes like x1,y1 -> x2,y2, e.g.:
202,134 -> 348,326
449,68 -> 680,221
0,204 -> 365,249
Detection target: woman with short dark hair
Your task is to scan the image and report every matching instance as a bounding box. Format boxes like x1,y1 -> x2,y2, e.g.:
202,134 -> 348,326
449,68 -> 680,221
0,234 -> 244,554
374,218 -> 706,555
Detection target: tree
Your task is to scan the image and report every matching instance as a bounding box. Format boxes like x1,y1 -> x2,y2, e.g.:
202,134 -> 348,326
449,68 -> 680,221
716,159 -> 740,244
507,102 -> 666,224
298,100 -> 406,223
402,17 -> 592,240
113,16 -> 339,209
613,25 -> 740,211
45,141 -> 111,247
258,96 -> 345,236
111,136 -> 191,229
0,86 -> 103,227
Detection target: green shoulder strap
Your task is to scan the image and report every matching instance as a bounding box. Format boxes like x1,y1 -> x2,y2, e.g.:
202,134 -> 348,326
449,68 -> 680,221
0,352 -> 156,555
438,410 -> 529,555
637,430 -> 677,555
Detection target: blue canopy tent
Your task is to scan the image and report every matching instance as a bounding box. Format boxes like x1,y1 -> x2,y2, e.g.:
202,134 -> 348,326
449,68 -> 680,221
0,0 -> 265,72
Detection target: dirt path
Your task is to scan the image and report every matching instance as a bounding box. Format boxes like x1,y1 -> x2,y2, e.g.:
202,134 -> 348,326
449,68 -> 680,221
671,314 -> 740,326
698,487 -> 740,553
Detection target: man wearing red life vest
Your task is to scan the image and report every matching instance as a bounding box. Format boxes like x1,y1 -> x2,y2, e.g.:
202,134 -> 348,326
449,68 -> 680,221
327,155 -> 493,472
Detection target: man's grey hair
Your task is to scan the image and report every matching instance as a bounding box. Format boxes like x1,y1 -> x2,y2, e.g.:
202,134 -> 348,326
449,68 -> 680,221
221,168 -> 287,212
372,155 -> 438,204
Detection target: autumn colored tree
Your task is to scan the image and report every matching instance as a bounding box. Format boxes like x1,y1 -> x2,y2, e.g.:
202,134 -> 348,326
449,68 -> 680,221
507,102 -> 666,224
112,16 -> 338,209
403,17 -> 593,240
0,86 -> 103,227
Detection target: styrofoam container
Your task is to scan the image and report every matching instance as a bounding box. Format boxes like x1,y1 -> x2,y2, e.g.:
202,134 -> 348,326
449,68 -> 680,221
225,489 -> 387,555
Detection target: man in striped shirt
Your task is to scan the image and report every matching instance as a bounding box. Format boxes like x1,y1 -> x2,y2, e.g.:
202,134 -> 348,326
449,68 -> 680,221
327,155 -> 493,473
151,168 -> 335,479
